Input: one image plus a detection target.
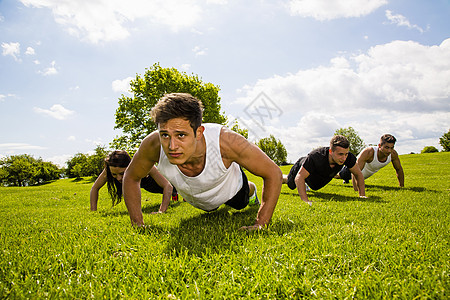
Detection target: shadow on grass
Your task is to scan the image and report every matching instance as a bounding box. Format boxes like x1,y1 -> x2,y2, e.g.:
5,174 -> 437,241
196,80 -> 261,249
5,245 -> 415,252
71,177 -> 96,184
99,201 -> 182,217
134,205 -> 271,257
280,191 -> 386,203
364,184 -> 437,193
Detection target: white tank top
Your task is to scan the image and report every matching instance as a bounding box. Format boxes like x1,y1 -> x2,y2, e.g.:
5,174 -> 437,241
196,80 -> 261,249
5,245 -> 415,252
360,146 -> 391,179
158,123 -> 243,211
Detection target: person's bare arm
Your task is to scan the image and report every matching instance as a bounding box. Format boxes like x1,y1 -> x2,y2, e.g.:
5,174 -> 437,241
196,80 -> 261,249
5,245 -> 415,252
351,147 -> 371,191
391,150 -> 404,187
349,164 -> 366,198
90,168 -> 107,211
294,167 -> 311,205
148,166 -> 173,214
123,132 -> 160,226
220,128 -> 282,230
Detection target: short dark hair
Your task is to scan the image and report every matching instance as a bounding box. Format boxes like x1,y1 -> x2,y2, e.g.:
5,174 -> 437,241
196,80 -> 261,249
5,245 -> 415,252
151,93 -> 203,134
330,135 -> 350,151
380,134 -> 396,145
105,150 -> 131,206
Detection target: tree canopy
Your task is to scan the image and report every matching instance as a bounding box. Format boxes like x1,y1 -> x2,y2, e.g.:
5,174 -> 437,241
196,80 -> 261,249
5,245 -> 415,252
439,129 -> 450,152
65,145 -> 108,179
257,135 -> 288,166
112,63 -> 227,151
0,154 -> 61,186
334,127 -> 366,156
421,146 -> 439,153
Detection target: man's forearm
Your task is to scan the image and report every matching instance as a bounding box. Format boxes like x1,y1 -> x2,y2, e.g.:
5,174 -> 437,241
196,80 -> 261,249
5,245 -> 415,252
255,177 -> 282,227
123,178 -> 144,226
295,176 -> 310,204
397,170 -> 405,187
356,174 -> 366,197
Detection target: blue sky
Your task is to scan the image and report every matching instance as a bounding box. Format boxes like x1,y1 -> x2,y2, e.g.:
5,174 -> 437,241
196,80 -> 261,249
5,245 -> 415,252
1,0 -> 449,166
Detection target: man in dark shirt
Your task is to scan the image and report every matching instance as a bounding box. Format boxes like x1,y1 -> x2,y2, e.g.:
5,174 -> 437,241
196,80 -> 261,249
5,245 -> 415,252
283,135 -> 366,205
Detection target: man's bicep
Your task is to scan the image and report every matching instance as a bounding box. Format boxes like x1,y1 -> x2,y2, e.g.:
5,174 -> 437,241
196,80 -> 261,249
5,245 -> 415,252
297,166 -> 310,179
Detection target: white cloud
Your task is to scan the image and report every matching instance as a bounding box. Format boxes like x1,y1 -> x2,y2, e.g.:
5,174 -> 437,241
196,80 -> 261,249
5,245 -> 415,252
180,64 -> 191,72
206,0 -> 227,4
192,46 -> 208,56
385,10 -> 426,33
235,38 -> 450,158
20,0 -> 203,43
47,154 -> 72,168
25,46 -> 36,55
0,94 -> 16,102
1,42 -> 21,61
33,60 -> 41,65
112,77 -> 133,93
288,0 -> 387,20
33,104 -> 75,120
67,136 -> 76,141
0,143 -> 46,151
39,60 -> 58,76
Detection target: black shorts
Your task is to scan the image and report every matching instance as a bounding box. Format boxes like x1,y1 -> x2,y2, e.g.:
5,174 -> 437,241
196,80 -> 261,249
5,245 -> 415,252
140,176 -> 177,195
223,168 -> 250,210
338,166 -> 351,182
286,157 -> 306,190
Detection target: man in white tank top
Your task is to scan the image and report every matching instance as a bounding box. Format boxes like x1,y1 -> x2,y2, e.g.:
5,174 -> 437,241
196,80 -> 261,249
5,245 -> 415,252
122,93 -> 282,231
337,134 -> 404,191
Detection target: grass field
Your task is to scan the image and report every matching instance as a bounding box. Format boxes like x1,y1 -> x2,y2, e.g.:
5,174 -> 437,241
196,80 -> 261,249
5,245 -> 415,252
1,152 -> 449,299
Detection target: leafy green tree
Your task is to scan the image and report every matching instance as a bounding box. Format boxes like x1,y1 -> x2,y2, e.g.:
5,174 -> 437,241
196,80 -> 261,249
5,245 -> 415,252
229,119 -> 248,139
112,63 -> 227,151
0,154 -> 60,186
421,146 -> 439,153
86,145 -> 108,177
33,160 -> 60,183
334,127 -> 366,156
65,146 -> 109,178
257,135 -> 288,166
439,129 -> 450,152
66,153 -> 89,178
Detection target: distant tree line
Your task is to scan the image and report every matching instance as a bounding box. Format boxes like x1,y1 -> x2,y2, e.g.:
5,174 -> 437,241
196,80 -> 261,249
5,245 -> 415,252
0,154 -> 61,186
65,145 -> 108,179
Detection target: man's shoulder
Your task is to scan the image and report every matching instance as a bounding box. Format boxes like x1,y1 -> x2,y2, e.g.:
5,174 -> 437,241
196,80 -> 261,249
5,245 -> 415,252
359,147 -> 374,161
142,131 -> 161,148
308,147 -> 328,157
391,149 -> 400,160
137,131 -> 161,161
305,147 -> 327,165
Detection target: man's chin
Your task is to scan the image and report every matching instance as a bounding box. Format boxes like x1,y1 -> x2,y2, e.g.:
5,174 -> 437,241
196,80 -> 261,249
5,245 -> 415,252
167,157 -> 184,165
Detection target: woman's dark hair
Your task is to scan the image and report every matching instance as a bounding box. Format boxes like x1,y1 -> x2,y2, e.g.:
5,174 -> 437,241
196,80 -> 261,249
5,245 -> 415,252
105,150 -> 131,206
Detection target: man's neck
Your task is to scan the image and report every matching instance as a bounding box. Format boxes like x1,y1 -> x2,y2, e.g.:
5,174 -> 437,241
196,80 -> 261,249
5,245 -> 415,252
178,135 -> 206,176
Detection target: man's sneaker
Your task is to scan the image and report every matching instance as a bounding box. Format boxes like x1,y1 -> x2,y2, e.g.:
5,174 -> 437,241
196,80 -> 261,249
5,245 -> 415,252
343,179 -> 349,184
305,183 -> 311,192
248,189 -> 260,206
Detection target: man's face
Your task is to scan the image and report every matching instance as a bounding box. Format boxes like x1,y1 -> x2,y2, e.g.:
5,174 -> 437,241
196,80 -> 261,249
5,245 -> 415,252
329,146 -> 349,165
158,118 -> 203,165
379,142 -> 395,156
